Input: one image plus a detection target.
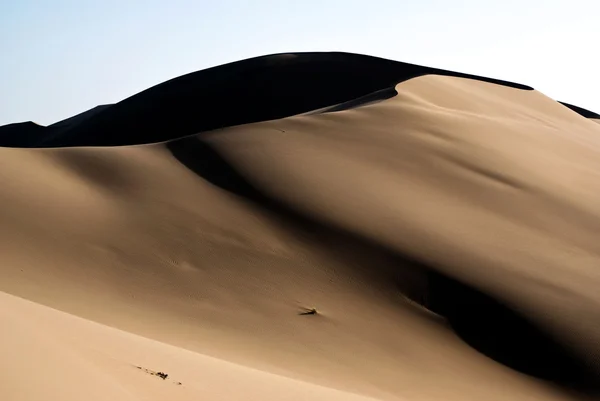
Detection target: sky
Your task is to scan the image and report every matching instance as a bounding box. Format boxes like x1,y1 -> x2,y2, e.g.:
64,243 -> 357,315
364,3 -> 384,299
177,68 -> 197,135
1,0 -> 599,126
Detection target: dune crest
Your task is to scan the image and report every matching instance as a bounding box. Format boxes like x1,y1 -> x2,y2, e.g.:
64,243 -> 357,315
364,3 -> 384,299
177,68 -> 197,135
0,52 -> 533,148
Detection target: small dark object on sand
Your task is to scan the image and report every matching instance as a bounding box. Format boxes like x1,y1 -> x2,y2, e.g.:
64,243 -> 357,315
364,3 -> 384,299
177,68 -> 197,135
299,307 -> 318,315
156,372 -> 168,380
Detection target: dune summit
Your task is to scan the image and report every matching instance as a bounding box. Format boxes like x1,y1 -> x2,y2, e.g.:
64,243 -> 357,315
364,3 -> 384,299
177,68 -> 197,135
1,52 -> 600,401
0,52 -> 534,147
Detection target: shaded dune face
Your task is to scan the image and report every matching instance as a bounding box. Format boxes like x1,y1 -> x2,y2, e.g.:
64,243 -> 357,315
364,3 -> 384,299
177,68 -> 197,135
169,134 -> 600,394
425,272 -> 598,392
559,102 -> 600,119
0,121 -> 47,146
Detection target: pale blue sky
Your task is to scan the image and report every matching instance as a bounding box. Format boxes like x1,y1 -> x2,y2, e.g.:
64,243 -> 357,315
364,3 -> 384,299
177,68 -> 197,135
1,0 -> 598,125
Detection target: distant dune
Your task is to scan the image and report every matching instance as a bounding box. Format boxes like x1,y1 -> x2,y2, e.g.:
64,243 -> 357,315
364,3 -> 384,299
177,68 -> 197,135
0,121 -> 47,147
1,52 -> 600,401
49,104 -> 113,129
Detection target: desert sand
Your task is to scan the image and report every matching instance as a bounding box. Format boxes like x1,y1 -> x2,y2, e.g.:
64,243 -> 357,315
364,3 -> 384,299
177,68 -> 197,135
1,53 -> 599,400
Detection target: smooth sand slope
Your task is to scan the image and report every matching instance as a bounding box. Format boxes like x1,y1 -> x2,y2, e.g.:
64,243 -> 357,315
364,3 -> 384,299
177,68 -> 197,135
1,66 -> 600,400
0,290 -> 379,401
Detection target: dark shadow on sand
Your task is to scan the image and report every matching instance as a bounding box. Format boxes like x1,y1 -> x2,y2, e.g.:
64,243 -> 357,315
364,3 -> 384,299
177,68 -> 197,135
167,136 -> 599,396
559,102 -> 600,119
427,273 -> 599,394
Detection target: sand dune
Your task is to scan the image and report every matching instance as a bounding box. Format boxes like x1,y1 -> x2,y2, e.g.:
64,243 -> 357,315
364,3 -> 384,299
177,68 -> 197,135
1,53 -> 600,400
